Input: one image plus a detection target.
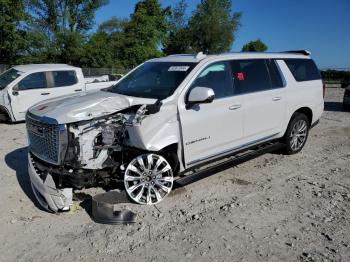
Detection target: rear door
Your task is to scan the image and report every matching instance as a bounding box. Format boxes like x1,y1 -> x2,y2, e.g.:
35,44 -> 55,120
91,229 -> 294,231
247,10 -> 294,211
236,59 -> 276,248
46,70 -> 82,97
230,59 -> 286,142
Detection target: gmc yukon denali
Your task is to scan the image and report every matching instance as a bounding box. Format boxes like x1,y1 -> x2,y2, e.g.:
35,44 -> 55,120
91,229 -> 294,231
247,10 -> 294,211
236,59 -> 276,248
26,51 -> 324,212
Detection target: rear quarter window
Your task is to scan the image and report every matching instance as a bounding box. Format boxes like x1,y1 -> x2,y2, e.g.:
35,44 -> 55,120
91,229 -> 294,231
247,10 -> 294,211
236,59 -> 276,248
284,59 -> 321,82
52,71 -> 77,87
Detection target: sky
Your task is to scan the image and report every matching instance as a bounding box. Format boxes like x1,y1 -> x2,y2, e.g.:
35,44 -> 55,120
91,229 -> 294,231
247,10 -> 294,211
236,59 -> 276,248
95,0 -> 350,69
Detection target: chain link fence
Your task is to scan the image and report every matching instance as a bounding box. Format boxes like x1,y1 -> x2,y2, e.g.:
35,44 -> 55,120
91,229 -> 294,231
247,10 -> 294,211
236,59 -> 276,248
0,64 -> 129,76
81,67 -> 130,77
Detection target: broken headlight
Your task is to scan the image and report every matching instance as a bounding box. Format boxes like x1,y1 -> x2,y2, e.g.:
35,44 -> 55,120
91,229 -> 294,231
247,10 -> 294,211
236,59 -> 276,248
102,124 -> 117,146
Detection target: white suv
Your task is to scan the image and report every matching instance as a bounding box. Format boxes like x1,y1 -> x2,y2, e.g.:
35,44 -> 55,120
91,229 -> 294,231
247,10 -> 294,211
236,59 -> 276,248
26,51 -> 324,212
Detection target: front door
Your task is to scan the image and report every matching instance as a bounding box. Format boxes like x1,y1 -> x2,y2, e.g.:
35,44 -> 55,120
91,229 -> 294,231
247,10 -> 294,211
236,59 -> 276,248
9,72 -> 52,121
178,62 -> 244,167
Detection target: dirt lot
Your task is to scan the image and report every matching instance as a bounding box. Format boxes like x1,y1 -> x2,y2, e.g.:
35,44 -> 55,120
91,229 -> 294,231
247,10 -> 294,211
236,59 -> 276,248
0,88 -> 349,262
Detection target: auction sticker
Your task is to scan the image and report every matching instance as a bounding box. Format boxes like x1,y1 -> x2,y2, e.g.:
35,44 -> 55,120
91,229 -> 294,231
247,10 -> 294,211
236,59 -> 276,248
168,66 -> 190,72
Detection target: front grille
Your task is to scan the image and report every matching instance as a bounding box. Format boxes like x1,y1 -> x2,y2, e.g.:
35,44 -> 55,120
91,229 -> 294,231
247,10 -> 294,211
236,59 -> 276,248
26,115 -> 66,165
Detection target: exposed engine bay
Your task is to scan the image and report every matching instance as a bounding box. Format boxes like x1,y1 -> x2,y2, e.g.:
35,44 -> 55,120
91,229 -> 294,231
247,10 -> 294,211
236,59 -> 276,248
30,103 -> 167,191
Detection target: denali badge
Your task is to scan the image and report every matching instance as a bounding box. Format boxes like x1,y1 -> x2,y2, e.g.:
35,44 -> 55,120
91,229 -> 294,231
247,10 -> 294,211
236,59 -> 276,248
185,136 -> 210,146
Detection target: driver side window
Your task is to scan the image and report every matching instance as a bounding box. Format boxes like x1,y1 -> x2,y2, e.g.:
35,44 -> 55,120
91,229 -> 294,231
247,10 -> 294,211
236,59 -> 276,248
191,62 -> 233,99
17,72 -> 48,91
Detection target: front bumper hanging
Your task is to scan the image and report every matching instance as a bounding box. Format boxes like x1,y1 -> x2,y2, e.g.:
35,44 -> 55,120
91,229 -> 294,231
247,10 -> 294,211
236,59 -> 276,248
28,154 -> 73,212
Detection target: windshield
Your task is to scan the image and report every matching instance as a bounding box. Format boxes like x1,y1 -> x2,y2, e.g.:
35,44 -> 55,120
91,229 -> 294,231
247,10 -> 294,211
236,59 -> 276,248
107,62 -> 197,99
0,69 -> 22,90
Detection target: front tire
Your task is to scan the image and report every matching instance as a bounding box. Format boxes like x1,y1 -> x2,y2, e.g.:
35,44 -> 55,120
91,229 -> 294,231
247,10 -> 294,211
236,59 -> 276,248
283,113 -> 309,155
124,154 -> 174,205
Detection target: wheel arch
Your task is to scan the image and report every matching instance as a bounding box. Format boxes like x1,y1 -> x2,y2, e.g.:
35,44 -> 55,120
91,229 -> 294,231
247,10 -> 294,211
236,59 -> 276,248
0,106 -> 11,122
294,107 -> 313,125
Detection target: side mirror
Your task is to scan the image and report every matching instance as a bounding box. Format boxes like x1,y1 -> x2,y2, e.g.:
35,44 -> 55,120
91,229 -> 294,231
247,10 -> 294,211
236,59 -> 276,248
187,86 -> 215,108
12,85 -> 19,96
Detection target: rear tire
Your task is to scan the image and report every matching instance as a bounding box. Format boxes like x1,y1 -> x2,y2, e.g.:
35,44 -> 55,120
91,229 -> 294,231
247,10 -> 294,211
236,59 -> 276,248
282,113 -> 309,155
343,103 -> 350,112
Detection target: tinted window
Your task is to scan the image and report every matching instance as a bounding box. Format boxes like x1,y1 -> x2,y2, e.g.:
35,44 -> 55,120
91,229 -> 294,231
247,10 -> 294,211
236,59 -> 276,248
52,71 -> 77,87
230,60 -> 271,95
284,59 -> 321,82
0,69 -> 21,90
191,62 -> 233,99
18,72 -> 47,90
108,62 -> 196,99
266,59 -> 284,88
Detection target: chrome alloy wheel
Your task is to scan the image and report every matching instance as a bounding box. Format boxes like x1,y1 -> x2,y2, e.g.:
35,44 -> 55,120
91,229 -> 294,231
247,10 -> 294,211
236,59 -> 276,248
124,154 -> 173,205
290,119 -> 308,151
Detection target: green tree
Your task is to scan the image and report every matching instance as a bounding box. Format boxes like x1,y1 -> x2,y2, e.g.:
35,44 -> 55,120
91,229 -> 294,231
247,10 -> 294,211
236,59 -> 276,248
81,17 -> 128,68
187,0 -> 241,54
163,0 -> 192,55
28,0 -> 108,65
241,38 -> 268,52
122,0 -> 170,68
0,0 -> 27,64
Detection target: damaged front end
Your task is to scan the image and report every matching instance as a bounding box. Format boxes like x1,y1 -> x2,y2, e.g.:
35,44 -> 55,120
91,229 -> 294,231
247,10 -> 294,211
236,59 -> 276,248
26,103 -> 162,212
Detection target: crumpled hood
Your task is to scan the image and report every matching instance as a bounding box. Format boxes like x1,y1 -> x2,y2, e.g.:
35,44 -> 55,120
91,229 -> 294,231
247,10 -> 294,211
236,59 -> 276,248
28,90 -> 156,124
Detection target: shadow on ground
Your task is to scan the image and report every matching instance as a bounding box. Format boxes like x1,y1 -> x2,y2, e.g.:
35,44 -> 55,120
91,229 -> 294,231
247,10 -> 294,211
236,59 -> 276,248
324,101 -> 345,112
5,147 -> 43,210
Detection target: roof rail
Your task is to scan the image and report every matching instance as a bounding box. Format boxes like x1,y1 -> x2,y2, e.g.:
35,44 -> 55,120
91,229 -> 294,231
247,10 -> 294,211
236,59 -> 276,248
167,54 -> 195,57
195,52 -> 206,59
284,50 -> 311,56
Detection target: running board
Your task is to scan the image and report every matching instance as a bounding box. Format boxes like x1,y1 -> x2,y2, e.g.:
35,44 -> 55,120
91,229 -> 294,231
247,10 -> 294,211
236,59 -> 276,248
173,142 -> 285,188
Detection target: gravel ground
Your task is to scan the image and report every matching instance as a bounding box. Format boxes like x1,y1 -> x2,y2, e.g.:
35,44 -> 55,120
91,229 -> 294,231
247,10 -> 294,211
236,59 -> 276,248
0,88 -> 349,262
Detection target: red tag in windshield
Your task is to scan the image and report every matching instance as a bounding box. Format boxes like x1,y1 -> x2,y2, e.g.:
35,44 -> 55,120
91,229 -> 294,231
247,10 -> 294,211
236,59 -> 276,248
237,72 -> 245,81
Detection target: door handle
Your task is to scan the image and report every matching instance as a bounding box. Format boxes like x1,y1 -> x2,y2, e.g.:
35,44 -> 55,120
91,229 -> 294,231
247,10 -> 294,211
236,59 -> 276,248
41,92 -> 50,95
12,91 -> 19,96
74,89 -> 82,92
272,96 -> 282,101
229,104 -> 242,110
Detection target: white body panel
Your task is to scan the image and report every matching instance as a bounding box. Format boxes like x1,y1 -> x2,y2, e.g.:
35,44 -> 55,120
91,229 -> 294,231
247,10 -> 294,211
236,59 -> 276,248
178,95 -> 244,165
0,64 -> 117,122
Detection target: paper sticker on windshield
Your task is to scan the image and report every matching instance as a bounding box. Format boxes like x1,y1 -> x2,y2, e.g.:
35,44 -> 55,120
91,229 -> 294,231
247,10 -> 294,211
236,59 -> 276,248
168,66 -> 190,72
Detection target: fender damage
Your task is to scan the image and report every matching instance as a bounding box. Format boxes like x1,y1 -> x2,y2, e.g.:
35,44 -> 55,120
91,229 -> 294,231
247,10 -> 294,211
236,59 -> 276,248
27,92 -> 180,211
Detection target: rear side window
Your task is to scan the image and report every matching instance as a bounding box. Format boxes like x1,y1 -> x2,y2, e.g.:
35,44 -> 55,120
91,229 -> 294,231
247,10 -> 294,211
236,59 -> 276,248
52,71 -> 77,87
284,59 -> 321,82
18,72 -> 47,90
230,60 -> 271,95
266,59 -> 284,88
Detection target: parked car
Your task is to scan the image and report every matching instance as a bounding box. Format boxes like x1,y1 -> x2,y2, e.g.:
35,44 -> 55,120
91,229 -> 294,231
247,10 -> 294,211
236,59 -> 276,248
0,64 -> 118,122
343,85 -> 350,111
26,51 -> 324,212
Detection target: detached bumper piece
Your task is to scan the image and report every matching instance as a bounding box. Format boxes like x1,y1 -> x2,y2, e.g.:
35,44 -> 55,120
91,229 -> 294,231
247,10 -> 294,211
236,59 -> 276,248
28,154 -> 73,212
92,191 -> 136,225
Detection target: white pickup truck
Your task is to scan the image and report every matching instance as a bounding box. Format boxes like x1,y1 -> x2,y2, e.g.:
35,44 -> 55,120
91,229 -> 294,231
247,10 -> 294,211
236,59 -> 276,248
0,64 -> 118,122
